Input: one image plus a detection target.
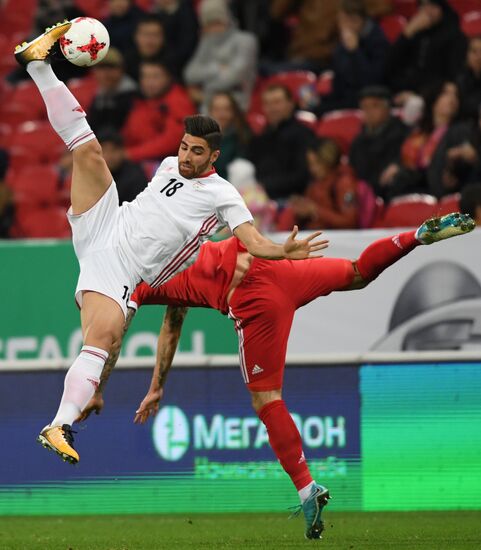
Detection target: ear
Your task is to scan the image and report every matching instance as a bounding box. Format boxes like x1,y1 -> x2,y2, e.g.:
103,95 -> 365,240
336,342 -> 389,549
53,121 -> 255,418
210,149 -> 220,164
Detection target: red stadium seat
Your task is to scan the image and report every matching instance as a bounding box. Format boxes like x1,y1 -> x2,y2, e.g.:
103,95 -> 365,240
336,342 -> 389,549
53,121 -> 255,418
14,206 -> 71,238
0,0 -> 36,36
74,0 -> 108,20
450,0 -> 480,17
10,165 -> 60,207
0,81 -> 47,128
437,193 -> 461,216
9,121 -> 64,169
374,194 -> 438,227
246,112 -> 266,135
317,71 -> 333,97
68,76 -> 98,110
380,15 -> 407,43
392,0 -> 417,19
461,11 -> 481,38
317,110 -> 363,154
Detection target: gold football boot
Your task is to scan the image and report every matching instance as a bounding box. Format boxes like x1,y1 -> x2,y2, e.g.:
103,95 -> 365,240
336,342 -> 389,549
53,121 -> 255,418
14,20 -> 71,66
37,424 -> 79,464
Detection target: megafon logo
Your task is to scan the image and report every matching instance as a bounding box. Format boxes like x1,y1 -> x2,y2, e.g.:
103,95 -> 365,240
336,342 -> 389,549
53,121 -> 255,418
152,406 -> 190,461
153,406 -> 346,462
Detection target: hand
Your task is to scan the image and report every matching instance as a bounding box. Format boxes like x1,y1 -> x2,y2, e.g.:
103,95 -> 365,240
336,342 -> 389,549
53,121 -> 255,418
404,10 -> 434,38
340,26 -> 359,51
447,143 -> 477,164
282,226 -> 329,260
134,387 -> 164,424
289,196 -> 318,220
76,392 -> 104,422
379,163 -> 400,186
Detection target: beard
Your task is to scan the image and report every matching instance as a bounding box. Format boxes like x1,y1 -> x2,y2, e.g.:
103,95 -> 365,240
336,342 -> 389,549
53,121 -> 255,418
178,158 -> 212,179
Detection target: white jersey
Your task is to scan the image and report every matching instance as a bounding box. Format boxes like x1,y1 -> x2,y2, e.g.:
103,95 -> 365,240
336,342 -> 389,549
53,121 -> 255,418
116,157 -> 253,287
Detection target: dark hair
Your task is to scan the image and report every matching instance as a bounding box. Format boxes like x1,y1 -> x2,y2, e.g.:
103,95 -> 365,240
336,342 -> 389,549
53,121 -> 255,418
140,57 -> 173,75
309,138 -> 342,170
419,80 -> 458,133
208,92 -> 252,145
460,183 -> 481,218
184,115 -> 222,151
340,0 -> 366,17
262,83 -> 294,103
136,14 -> 164,31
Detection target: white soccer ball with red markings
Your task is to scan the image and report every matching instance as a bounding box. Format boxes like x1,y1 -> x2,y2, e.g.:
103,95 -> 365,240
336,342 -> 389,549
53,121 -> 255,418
60,17 -> 110,67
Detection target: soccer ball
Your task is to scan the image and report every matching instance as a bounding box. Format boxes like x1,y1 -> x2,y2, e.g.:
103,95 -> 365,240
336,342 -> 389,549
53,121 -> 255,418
60,17 -> 110,67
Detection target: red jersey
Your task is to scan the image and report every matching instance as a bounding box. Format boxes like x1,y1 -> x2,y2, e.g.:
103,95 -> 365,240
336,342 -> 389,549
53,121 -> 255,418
131,237 -> 245,314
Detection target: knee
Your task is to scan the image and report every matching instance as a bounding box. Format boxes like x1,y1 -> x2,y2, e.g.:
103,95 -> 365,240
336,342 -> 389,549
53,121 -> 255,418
84,322 -> 122,352
251,390 -> 282,413
73,140 -> 104,170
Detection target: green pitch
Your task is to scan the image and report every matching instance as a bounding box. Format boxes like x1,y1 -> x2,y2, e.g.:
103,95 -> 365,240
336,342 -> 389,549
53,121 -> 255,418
1,512 -> 481,549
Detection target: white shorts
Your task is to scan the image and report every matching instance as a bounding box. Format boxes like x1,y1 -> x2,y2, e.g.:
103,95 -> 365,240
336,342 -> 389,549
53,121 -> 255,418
67,182 -> 140,318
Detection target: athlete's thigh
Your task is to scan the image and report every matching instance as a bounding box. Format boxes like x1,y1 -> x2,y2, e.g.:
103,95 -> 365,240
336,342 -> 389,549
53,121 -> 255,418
284,257 -> 355,307
229,287 -> 295,392
80,291 -> 125,348
71,139 -> 114,215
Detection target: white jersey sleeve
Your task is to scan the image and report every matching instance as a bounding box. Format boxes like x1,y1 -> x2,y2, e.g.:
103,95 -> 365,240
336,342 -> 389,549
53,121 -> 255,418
214,182 -> 253,232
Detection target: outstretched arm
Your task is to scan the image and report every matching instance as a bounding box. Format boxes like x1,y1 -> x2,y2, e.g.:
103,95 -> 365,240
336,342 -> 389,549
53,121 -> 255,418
134,306 -> 188,424
234,222 -> 328,260
76,307 -> 136,421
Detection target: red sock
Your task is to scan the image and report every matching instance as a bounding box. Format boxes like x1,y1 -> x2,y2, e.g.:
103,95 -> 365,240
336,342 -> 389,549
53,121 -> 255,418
356,230 -> 419,281
258,400 -> 313,491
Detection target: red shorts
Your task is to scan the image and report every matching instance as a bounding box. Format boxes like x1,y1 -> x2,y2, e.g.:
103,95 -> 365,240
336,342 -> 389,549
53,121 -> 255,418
228,256 -> 354,392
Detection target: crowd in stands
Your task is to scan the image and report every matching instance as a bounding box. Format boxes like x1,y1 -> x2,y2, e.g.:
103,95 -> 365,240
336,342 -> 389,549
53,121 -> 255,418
1,0 -> 481,238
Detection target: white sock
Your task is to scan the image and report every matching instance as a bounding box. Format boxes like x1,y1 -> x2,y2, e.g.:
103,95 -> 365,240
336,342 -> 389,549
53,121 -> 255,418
298,480 -> 316,503
51,346 -> 108,427
26,60 -> 95,150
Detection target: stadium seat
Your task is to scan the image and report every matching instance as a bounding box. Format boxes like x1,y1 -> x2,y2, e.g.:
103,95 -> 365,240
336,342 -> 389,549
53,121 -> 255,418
0,0 -> 36,36
74,0 -> 108,20
373,194 -> 438,227
392,0 -> 417,19
437,193 -> 461,216
246,112 -> 266,134
317,110 -> 363,154
14,206 -> 71,238
461,11 -> 481,37
450,0 -> 480,17
10,165 -> 60,207
317,71 -> 334,97
0,81 -> 47,128
68,76 -> 98,109
357,180 -> 379,229
9,121 -> 64,169
295,110 -> 317,130
380,15 -> 407,43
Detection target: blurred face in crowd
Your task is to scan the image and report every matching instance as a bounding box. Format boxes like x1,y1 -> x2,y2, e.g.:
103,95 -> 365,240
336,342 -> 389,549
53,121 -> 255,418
109,0 -> 131,17
135,21 -> 164,56
467,37 -> 481,76
433,82 -> 459,122
93,64 -> 124,92
140,63 -> 171,98
306,149 -> 328,180
360,96 -> 390,129
178,134 -> 219,179
155,0 -> 179,9
209,94 -> 234,131
262,87 -> 294,127
102,141 -> 125,172
338,11 -> 364,34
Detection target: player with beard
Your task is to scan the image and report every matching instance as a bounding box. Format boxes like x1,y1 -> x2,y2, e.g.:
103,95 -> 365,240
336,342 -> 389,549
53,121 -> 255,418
14,22 -> 325,465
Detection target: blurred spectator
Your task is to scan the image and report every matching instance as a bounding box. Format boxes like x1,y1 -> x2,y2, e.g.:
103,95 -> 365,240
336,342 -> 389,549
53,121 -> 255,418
350,86 -> 409,199
227,159 -> 277,232
277,138 -> 358,230
99,132 -> 148,204
382,81 -> 472,199
153,0 -> 199,75
122,59 -> 196,162
88,48 -> 138,134
183,0 -> 258,111
268,0 -> 392,74
0,150 -> 14,239
103,0 -> 145,56
208,92 -> 252,179
460,183 -> 481,225
247,84 -> 317,202
123,15 -> 174,82
457,37 -> 481,122
386,0 -> 467,96
447,104 -> 481,184
316,0 -> 389,114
